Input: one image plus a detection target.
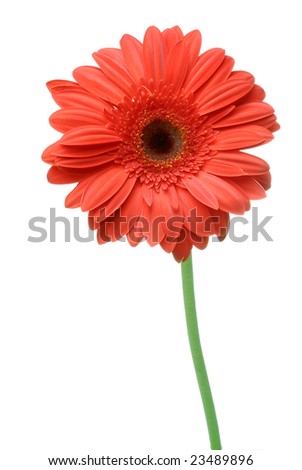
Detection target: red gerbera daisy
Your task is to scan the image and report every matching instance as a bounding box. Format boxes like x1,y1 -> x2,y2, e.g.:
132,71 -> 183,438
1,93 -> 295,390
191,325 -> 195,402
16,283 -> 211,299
42,26 -> 279,261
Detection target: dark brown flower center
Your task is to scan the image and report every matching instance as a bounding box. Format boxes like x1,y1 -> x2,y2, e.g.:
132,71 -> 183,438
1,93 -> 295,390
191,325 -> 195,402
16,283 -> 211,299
142,119 -> 183,161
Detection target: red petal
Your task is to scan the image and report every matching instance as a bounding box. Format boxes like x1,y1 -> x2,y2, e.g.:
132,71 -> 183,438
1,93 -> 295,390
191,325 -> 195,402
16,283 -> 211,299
162,26 -> 183,49
47,79 -> 77,90
191,235 -> 209,251
120,34 -> 145,84
236,84 -> 266,104
92,49 -> 134,95
160,237 -> 177,254
127,220 -> 145,246
142,184 -> 153,206
101,217 -> 118,242
177,187 -> 216,236
46,80 -> 79,96
211,210 -> 230,239
89,176 -> 137,223
172,229 -> 192,262
211,125 -> 273,150
184,48 -> 225,92
222,179 -> 251,211
94,48 -> 126,64
195,172 -> 246,214
119,185 -> 144,237
195,56 -> 235,97
49,107 -> 107,133
213,102 -> 274,128
269,122 -> 280,133
203,160 -> 247,176
198,79 -> 254,115
143,26 -> 166,86
231,176 -> 267,200
123,218 -> 145,243
150,189 -> 174,241
164,41 -> 188,91
252,114 -> 278,129
96,223 -> 111,245
183,29 -> 202,69
254,171 -> 271,190
57,152 -> 117,169
47,166 -> 94,184
229,71 -> 255,84
204,105 -> 235,126
182,174 -> 219,209
138,202 -> 152,244
65,174 -> 97,208
81,166 -> 129,211
53,142 -> 118,158
47,80 -> 106,111
211,151 -> 270,174
73,66 -> 125,104
61,126 -> 121,146
42,142 -> 57,164
151,189 -> 175,237
166,184 -> 179,210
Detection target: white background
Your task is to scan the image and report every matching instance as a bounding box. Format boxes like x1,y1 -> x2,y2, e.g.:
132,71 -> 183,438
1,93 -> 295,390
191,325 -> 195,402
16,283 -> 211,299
0,1 -> 301,469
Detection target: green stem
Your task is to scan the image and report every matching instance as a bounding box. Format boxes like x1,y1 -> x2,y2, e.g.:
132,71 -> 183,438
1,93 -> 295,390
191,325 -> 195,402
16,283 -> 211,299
181,253 -> 222,450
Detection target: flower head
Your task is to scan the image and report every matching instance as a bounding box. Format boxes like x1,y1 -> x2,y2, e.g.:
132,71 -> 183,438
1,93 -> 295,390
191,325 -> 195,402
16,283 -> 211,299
42,26 -> 279,261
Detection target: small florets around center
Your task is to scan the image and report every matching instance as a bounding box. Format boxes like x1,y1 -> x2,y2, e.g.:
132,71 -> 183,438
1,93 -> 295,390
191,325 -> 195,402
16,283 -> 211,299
112,85 -> 216,189
142,119 -> 183,161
